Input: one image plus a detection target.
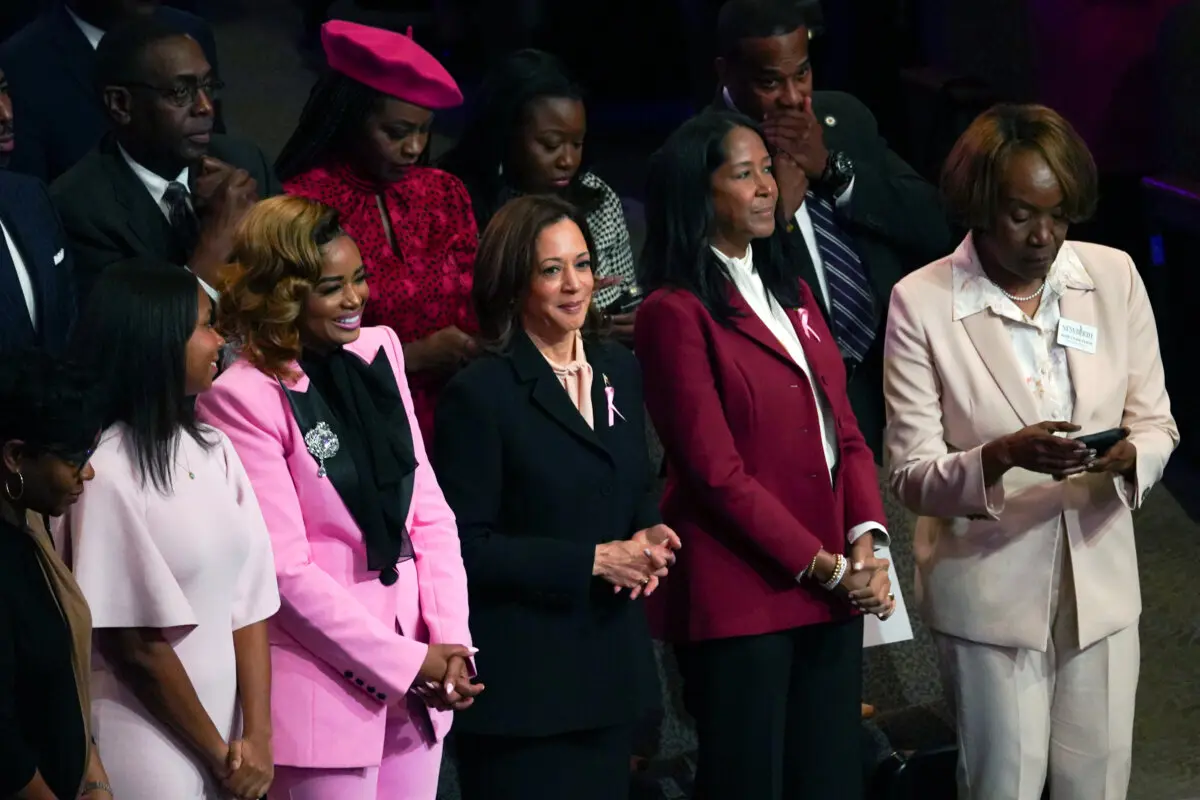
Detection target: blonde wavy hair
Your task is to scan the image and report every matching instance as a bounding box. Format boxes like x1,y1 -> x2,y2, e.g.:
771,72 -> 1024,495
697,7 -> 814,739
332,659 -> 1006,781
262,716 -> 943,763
218,195 -> 346,380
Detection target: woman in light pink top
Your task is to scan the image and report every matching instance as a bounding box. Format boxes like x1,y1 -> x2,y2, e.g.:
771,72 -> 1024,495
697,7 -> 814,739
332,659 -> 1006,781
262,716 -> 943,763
61,259 -> 281,800
195,196 -> 477,800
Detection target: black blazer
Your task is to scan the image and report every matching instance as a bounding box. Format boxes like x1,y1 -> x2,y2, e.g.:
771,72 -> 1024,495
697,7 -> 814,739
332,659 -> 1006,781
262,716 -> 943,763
433,332 -> 661,737
0,2 -> 221,183
50,132 -> 281,307
0,169 -> 75,354
715,89 -> 953,457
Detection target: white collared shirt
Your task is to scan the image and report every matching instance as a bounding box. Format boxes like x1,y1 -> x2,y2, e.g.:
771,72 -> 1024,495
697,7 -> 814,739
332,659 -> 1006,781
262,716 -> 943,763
1,219 -> 36,328
712,244 -> 885,553
952,235 -> 1095,422
118,146 -> 218,299
65,6 -> 105,49
721,86 -> 853,313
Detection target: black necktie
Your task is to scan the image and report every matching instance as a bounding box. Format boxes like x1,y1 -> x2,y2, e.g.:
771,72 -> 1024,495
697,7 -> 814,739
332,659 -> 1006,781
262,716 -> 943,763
163,181 -> 200,255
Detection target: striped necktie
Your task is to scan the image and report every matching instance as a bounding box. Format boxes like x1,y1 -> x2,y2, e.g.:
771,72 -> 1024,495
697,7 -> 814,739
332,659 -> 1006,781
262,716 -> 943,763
806,192 -> 875,362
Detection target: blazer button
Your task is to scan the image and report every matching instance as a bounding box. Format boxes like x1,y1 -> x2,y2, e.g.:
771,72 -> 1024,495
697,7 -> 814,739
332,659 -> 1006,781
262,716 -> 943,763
377,692 -> 387,701
343,670 -> 353,679
355,678 -> 364,686
367,686 -> 376,693
601,484 -> 613,497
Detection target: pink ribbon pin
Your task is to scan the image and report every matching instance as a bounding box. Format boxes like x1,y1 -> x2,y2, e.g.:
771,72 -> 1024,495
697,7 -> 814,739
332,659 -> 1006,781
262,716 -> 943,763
798,308 -> 821,342
603,375 -> 626,426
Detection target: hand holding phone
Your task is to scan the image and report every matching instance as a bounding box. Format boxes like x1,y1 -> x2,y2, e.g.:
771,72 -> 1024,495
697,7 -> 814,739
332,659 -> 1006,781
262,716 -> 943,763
1074,427 -> 1128,458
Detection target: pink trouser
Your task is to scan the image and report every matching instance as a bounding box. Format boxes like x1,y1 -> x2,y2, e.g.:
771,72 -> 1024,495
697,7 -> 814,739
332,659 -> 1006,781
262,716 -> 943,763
269,708 -> 444,800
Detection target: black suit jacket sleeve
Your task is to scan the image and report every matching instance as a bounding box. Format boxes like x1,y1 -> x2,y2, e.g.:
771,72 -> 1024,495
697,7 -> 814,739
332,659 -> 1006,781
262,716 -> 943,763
33,179 -> 77,332
434,376 -> 597,606
823,93 -> 953,264
53,200 -> 128,313
628,368 -> 663,533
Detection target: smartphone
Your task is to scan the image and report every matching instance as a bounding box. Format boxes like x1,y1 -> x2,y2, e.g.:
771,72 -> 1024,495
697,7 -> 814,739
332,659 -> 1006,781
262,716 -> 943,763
605,286 -> 645,316
1075,428 -> 1127,457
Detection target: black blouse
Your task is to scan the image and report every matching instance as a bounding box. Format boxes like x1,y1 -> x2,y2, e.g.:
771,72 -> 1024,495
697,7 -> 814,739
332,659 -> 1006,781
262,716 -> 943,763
0,518 -> 87,799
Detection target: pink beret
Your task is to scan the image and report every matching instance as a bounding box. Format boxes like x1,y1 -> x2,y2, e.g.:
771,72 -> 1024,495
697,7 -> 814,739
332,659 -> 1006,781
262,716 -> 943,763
321,20 -> 463,110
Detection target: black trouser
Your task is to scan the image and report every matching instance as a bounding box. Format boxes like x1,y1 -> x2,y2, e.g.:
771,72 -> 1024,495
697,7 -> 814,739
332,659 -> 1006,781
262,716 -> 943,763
676,617 -> 864,800
456,723 -> 634,800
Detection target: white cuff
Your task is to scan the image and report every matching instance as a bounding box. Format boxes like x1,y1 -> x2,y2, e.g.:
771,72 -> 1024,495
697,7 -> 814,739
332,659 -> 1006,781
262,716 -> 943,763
188,267 -> 219,299
834,175 -> 856,208
848,521 -> 887,547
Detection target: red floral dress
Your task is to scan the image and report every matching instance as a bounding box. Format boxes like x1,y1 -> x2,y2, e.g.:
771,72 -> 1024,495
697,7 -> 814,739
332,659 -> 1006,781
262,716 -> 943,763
285,163 -> 478,444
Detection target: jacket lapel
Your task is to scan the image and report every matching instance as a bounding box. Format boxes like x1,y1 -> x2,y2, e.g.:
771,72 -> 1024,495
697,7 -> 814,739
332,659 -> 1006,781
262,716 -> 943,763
50,6 -> 103,101
0,211 -> 35,341
726,286 -> 812,378
100,136 -> 181,261
960,312 -> 1041,427
1057,254 -> 1100,427
511,331 -> 610,460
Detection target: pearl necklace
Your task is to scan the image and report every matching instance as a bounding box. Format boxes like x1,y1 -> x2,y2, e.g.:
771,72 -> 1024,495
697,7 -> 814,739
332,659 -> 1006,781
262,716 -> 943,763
993,280 -> 1046,303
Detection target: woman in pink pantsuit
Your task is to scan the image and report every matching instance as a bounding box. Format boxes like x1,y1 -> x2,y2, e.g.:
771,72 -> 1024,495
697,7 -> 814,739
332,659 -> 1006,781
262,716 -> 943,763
61,260 -> 280,800
196,196 -> 478,800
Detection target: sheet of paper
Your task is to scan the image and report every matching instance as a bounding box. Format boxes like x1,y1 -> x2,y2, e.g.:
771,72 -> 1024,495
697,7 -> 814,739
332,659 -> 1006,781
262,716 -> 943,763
863,546 -> 914,648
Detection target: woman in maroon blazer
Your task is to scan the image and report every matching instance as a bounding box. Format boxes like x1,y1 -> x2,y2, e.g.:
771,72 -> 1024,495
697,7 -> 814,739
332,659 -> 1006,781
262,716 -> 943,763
634,110 -> 896,800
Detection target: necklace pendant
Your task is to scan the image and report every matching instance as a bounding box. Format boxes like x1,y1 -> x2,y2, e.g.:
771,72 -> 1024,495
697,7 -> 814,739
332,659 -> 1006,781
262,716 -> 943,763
188,471 -> 195,480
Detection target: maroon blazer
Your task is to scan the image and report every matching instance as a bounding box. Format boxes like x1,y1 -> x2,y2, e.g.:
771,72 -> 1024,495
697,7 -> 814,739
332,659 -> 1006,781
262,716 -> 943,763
635,278 -> 885,643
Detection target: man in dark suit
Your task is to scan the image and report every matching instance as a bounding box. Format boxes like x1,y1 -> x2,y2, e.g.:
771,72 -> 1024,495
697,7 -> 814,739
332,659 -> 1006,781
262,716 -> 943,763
50,16 -> 279,307
0,0 -> 221,183
715,0 -> 952,458
0,66 -> 76,354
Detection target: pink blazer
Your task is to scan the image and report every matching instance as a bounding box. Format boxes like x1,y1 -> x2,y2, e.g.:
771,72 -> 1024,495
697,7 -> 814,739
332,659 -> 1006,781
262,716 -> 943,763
196,326 -> 471,769
884,238 -> 1178,651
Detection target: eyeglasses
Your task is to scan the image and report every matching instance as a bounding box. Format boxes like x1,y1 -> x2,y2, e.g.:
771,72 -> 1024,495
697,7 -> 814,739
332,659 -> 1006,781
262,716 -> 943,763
41,443 -> 98,475
124,77 -> 225,108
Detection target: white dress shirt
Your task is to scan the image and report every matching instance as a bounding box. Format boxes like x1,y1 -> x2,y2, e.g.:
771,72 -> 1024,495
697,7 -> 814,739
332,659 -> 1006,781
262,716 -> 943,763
65,6 -> 105,49
721,86 -> 854,313
118,146 -> 218,299
1,219 -> 37,329
712,244 -> 885,556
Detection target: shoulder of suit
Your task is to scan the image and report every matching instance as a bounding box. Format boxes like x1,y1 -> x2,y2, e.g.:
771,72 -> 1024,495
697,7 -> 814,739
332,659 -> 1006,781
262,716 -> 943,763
590,337 -> 638,372
1062,240 -> 1137,288
894,251 -> 955,296
642,285 -> 707,318
0,169 -> 47,198
812,90 -> 876,126
443,352 -> 510,402
48,147 -> 113,202
0,12 -> 56,60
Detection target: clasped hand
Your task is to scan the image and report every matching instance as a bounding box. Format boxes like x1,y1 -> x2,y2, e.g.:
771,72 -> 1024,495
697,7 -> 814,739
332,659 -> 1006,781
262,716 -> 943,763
594,524 -> 682,599
210,734 -> 272,800
413,644 -> 484,712
838,555 -> 895,619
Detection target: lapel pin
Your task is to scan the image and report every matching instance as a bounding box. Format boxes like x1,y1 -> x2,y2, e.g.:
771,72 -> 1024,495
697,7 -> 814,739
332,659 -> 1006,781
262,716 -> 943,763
304,421 -> 340,478
824,115 -> 837,127
603,374 -> 626,427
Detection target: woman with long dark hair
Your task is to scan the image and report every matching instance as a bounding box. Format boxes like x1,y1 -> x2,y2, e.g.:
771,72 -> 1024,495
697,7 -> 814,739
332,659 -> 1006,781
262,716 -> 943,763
438,49 -> 639,326
277,20 -> 478,442
60,260 -> 280,800
0,351 -> 112,800
634,110 -> 894,799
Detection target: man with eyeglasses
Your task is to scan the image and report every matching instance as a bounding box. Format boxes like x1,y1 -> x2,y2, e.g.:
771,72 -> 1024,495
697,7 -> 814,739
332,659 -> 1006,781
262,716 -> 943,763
0,0 -> 221,183
50,17 -> 279,307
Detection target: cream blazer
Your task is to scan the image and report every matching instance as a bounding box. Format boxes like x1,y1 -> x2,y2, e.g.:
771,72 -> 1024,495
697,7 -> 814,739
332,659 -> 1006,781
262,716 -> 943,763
883,236 -> 1178,651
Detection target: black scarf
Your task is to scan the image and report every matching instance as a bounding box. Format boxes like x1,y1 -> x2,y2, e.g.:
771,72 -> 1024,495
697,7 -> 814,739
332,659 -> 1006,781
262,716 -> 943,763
299,346 -> 416,585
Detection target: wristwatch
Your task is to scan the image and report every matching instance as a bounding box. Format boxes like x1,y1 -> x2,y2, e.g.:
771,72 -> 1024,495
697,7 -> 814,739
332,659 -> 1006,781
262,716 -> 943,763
821,150 -> 855,198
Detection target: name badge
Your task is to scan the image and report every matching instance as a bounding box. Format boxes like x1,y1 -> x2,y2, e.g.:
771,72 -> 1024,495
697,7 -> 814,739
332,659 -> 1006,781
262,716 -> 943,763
1057,318 -> 1097,354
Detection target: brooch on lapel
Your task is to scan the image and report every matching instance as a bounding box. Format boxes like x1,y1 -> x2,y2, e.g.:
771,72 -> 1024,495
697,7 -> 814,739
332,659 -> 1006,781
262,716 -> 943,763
603,374 -> 626,426
798,309 -> 822,342
304,421 -> 340,478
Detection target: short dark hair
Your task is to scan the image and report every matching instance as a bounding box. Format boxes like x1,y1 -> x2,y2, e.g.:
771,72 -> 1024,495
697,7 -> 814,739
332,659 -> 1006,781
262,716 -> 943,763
70,259 -> 214,493
640,109 -> 800,325
473,194 -> 602,352
941,103 -> 1099,229
438,49 -> 602,231
95,17 -> 194,90
716,0 -> 812,59
0,349 -> 104,461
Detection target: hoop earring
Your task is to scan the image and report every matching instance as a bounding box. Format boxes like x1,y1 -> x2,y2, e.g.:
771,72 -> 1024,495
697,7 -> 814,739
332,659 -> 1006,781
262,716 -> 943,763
3,471 -> 24,501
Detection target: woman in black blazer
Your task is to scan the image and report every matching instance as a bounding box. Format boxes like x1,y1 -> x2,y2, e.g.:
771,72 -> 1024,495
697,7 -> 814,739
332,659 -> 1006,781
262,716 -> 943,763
434,194 -> 680,800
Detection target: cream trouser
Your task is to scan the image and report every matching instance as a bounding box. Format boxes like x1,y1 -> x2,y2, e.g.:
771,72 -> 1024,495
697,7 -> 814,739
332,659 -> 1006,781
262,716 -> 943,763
934,543 -> 1140,800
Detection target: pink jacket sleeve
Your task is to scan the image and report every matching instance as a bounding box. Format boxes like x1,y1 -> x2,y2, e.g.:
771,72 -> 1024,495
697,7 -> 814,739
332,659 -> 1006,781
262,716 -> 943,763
198,372 -> 430,703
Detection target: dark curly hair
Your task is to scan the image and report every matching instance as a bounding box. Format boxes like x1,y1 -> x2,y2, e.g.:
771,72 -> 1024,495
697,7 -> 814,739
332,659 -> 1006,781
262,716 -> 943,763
0,349 -> 104,465
437,49 -> 603,231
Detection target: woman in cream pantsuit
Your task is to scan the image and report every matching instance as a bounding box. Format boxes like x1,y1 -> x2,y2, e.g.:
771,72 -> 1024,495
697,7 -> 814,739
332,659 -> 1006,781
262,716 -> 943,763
883,104 -> 1178,800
